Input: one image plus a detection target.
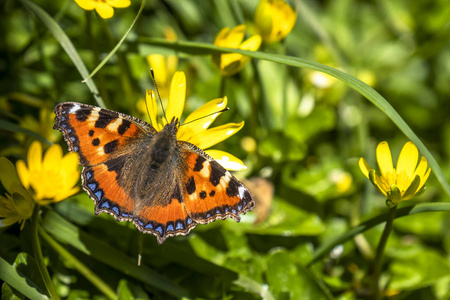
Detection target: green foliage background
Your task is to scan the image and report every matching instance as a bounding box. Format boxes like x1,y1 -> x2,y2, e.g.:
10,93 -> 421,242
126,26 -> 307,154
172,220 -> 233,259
1,0 -> 450,299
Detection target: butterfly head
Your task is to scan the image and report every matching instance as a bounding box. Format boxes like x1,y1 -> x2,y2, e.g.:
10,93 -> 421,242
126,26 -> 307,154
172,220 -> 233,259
162,117 -> 179,135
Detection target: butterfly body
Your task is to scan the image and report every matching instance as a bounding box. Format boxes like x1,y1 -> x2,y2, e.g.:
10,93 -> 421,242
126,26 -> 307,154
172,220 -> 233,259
54,102 -> 254,244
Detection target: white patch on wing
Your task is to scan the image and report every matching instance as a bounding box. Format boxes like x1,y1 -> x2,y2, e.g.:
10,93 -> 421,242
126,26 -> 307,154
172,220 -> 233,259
106,118 -> 122,132
200,160 -> 211,178
69,104 -> 81,114
219,173 -> 231,189
238,185 -> 246,199
96,146 -> 105,156
89,109 -> 99,121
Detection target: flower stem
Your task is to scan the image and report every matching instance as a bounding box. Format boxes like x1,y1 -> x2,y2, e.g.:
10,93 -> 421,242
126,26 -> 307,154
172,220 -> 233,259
372,205 -> 397,299
31,205 -> 61,300
39,227 -> 117,300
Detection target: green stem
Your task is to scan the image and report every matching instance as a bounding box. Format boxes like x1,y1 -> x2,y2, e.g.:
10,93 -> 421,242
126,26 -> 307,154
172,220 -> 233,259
39,227 -> 117,300
31,205 -> 60,300
251,59 -> 273,130
372,205 -> 397,299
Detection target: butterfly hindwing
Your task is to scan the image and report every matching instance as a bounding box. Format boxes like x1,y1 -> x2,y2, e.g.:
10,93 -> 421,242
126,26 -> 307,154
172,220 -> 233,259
132,182 -> 197,244
179,142 -> 255,224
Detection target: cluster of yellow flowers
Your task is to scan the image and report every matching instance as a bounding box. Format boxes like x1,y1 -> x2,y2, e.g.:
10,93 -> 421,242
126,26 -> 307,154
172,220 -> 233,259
212,0 -> 296,76
76,0 -> 296,76
0,142 -> 80,228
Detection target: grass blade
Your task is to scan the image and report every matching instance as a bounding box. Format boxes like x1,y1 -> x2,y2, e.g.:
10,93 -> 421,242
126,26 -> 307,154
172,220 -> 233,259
0,256 -> 49,300
21,0 -> 105,108
83,0 -> 146,82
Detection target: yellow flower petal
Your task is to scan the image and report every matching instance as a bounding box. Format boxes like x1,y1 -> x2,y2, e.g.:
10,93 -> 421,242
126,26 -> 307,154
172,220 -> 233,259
53,187 -> 80,202
396,141 -> 419,177
421,167 -> 431,188
254,0 -> 273,37
215,25 -> 246,48
27,141 -> 42,174
358,157 -> 371,179
205,150 -> 247,171
182,97 -> 227,128
166,71 -> 186,123
189,121 -> 244,150
74,0 -> 96,10
254,0 -> 296,43
61,152 -> 80,171
178,98 -> 228,142
95,3 -> 114,19
240,35 -> 262,51
107,0 -> 131,8
214,27 -> 231,45
146,89 -> 163,131
376,141 -> 394,179
43,144 -> 63,172
219,54 -> 246,76
147,54 -> 169,96
369,171 -> 388,196
16,160 -> 30,189
272,0 -> 296,37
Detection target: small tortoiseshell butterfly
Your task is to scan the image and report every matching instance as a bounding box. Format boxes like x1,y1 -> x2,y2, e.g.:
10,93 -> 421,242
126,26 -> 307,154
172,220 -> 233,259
53,102 -> 255,244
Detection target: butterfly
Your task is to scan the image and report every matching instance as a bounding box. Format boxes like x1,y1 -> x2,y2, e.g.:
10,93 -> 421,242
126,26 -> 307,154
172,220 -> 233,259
53,102 -> 255,244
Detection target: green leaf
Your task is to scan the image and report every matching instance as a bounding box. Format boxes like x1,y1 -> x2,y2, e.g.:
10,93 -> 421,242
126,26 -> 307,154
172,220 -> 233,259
0,256 -> 49,300
285,106 -> 336,143
21,0 -> 105,108
226,197 -> 325,236
117,280 -> 133,300
307,202 -> 450,266
389,249 -> 450,290
1,283 -> 21,300
267,250 -> 332,300
13,253 -> 46,294
117,279 -> 149,300
40,210 -> 189,298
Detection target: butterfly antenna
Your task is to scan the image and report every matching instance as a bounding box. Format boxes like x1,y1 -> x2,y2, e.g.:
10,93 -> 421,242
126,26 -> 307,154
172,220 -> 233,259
180,107 -> 230,127
150,68 -> 169,124
144,90 -> 152,122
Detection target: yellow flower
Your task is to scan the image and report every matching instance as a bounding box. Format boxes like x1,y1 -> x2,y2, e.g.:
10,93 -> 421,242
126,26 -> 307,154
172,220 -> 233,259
212,25 -> 262,76
0,157 -> 34,228
146,71 -> 247,171
16,141 -> 80,205
74,0 -> 131,19
254,0 -> 296,43
359,141 -> 431,206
